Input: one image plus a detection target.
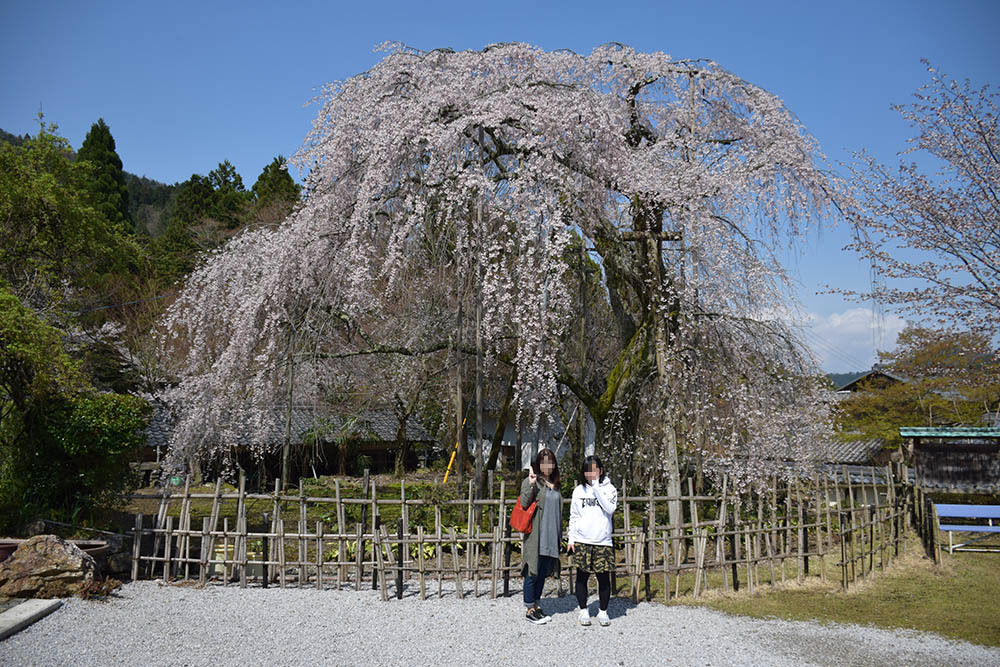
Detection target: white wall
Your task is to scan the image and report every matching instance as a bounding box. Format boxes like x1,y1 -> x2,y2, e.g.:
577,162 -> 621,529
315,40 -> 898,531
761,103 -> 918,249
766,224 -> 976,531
467,410 -> 596,470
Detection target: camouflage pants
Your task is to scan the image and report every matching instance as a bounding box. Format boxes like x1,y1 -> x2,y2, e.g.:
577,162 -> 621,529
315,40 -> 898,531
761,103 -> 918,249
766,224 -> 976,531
571,543 -> 614,573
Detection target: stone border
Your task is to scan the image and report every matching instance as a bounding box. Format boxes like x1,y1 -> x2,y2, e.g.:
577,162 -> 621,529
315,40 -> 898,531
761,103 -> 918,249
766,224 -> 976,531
0,599 -> 63,641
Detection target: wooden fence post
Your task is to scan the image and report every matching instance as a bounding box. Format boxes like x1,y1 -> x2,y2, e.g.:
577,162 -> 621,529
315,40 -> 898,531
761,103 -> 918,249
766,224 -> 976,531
131,513 -> 143,582
396,517 -> 404,600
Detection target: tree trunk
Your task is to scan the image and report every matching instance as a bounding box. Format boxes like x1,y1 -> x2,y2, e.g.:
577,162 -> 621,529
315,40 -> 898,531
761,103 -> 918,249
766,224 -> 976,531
481,367 -> 516,489
394,418 -> 409,478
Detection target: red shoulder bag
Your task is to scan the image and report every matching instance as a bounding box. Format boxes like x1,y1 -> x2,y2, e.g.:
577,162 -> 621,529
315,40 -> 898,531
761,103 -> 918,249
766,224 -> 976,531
509,487 -> 538,533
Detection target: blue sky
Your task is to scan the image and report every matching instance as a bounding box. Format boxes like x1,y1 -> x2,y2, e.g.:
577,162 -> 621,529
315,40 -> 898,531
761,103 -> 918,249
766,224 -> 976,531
2,0 -> 997,372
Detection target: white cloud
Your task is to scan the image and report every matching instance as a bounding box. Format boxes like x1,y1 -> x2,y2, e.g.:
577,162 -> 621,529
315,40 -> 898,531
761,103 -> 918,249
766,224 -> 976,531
797,308 -> 908,373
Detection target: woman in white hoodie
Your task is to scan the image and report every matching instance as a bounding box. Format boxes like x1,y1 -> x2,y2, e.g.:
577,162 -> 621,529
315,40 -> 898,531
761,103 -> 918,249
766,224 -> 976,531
567,455 -> 617,626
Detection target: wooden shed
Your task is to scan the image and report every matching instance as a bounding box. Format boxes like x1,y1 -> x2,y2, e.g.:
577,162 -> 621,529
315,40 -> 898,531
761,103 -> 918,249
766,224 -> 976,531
900,426 -> 1000,493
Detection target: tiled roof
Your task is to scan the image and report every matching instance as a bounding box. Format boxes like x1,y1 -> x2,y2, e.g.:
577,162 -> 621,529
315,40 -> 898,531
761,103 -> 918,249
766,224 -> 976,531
835,370 -> 908,392
144,405 -> 435,449
817,464 -> 913,486
824,439 -> 886,464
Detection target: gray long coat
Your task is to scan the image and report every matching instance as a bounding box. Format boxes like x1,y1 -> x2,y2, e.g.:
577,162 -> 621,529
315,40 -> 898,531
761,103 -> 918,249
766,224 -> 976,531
519,476 -> 563,576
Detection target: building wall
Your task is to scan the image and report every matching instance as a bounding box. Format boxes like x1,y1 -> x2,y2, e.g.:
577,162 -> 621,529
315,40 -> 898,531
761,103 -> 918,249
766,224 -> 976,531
467,411 -> 596,470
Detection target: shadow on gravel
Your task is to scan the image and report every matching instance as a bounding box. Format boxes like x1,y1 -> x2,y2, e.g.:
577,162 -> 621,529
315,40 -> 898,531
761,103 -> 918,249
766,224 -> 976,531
537,594 -> 638,621
387,580 -> 639,621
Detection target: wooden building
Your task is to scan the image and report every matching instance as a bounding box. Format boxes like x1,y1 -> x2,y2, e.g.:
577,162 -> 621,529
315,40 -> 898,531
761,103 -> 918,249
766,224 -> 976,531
142,405 -> 437,486
900,426 -> 1000,493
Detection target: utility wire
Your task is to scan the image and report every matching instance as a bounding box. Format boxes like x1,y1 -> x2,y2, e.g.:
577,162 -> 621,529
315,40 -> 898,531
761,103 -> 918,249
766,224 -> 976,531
798,326 -> 871,371
73,291 -> 179,315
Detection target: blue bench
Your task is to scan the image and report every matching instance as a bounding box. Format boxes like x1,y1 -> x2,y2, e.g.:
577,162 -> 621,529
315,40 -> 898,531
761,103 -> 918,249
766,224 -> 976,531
934,504 -> 1000,554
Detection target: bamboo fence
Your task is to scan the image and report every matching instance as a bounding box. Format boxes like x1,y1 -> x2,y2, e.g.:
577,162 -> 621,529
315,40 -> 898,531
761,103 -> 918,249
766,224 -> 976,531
130,464 -> 912,600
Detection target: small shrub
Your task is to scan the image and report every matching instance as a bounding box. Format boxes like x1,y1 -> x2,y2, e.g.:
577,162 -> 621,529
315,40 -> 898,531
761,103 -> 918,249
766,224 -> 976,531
78,576 -> 122,600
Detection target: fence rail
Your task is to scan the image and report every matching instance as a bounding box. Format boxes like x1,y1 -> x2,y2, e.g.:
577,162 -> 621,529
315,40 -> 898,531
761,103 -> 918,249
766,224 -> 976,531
130,464 -> 912,600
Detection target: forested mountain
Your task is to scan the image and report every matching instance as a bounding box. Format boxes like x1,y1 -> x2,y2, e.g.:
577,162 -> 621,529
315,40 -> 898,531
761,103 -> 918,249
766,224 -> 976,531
125,173 -> 175,237
0,128 -> 30,146
1,126 -> 176,237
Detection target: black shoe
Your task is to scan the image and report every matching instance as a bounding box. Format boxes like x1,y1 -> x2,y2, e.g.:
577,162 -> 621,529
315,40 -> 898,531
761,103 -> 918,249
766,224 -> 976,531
525,606 -> 550,625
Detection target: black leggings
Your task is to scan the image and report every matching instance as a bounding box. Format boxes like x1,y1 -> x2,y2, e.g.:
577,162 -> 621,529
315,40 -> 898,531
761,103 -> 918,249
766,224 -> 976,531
575,568 -> 611,611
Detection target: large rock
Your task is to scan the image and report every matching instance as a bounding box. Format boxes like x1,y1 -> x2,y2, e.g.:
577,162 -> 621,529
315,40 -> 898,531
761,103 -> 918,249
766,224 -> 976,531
0,535 -> 96,598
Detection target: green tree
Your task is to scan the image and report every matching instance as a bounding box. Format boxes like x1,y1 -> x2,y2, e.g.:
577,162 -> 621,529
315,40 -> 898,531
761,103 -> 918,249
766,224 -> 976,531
0,284 -> 151,532
0,121 -> 141,312
251,155 -> 299,221
0,124 -> 153,531
0,284 -> 149,532
78,118 -> 132,235
171,173 -> 215,226
0,284 -> 84,433
208,160 -> 250,228
835,326 -> 1000,447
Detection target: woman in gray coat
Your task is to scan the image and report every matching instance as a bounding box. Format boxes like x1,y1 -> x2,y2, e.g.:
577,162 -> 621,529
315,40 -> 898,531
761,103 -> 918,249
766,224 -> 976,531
519,448 -> 563,625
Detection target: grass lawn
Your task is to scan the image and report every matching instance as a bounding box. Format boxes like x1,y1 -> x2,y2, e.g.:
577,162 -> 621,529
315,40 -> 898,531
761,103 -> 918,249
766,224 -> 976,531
670,534 -> 1000,647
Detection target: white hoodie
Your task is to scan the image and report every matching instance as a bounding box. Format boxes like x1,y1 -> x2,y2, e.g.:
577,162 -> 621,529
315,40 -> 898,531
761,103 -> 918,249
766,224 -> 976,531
567,476 -> 618,547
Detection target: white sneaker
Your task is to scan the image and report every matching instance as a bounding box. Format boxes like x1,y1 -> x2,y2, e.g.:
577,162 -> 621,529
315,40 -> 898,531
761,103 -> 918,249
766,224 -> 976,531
597,610 -> 610,626
578,608 -> 592,626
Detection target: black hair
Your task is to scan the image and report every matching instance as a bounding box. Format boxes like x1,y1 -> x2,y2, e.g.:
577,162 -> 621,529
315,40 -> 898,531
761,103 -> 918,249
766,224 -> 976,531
578,455 -> 606,486
530,448 -> 560,488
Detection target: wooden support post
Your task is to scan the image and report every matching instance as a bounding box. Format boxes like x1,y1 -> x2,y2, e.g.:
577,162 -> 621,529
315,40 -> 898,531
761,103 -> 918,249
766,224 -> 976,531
688,478 -> 701,597
730,509 -> 740,592
795,476 -> 805,584
238,514 -> 248,589
662,529 -> 670,602
717,477 -> 729,593
693,528 -> 707,599
150,487 -> 169,580
372,514 -> 380,591
840,511 -> 848,590
642,516 -> 651,602
354,523 -> 363,591
417,525 -> 426,600
396,517 -> 404,600
374,525 -> 387,602
503,523 -> 512,598
401,479 -> 408,538
369,482 -> 378,589
824,475 -> 834,554
783,486 -> 791,585
466,481 -> 474,574
131,513 -> 143,582
278,518 -> 287,588
298,479 -> 307,588
630,531 -> 641,604
260,514 -> 269,589
162,515 -> 173,583
335,479 -> 345,585
199,517 -> 209,585
490,525 -> 498,600
316,521 -> 324,590
436,505 -> 444,599
817,477 -> 826,582
451,527 -> 464,599
180,476 -> 191,581
205,478 -> 222,580
849,508 -> 858,586
744,528 -> 754,594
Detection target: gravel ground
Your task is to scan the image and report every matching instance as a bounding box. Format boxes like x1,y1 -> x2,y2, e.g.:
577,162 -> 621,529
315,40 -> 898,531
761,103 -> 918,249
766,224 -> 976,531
2,581 -> 998,666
